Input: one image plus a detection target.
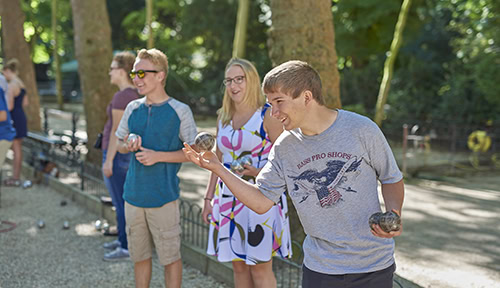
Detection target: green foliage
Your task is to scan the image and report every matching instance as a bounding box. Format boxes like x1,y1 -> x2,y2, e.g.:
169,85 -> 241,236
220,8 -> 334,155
17,0 -> 498,125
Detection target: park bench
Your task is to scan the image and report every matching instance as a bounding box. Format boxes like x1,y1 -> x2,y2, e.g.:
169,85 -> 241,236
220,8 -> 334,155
25,108 -> 87,172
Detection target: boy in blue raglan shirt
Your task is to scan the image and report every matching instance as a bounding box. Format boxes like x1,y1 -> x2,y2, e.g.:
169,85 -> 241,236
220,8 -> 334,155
116,48 -> 197,288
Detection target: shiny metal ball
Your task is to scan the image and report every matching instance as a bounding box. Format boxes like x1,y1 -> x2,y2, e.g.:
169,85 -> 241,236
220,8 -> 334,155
94,219 -> 103,231
22,180 -> 33,189
63,221 -> 70,230
369,212 -> 382,229
195,132 -> 216,151
230,159 -> 245,173
127,133 -> 139,145
37,220 -> 45,229
378,211 -> 401,232
369,211 -> 401,232
240,155 -> 253,167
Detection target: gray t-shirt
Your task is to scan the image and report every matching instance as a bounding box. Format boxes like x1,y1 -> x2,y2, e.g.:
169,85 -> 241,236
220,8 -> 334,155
257,109 -> 403,274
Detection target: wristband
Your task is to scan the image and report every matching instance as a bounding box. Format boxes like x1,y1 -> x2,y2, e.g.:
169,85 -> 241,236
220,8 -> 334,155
204,197 -> 212,201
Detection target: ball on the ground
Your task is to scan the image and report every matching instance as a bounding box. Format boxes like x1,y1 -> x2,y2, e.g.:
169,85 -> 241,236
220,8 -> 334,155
63,221 -> 70,230
195,132 -> 216,151
94,219 -> 103,231
37,220 -> 45,229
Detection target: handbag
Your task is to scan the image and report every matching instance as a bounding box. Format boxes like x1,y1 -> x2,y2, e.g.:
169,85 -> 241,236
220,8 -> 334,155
94,133 -> 103,149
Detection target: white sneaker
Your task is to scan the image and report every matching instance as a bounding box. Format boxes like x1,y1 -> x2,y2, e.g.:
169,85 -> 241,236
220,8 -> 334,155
103,247 -> 130,262
102,239 -> 121,250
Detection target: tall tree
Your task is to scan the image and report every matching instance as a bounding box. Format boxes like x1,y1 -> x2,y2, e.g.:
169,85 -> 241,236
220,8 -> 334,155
52,0 -> 63,110
374,0 -> 413,126
71,0 -> 115,163
146,0 -> 154,49
0,0 -> 42,131
232,0 -> 250,58
267,0 -> 341,109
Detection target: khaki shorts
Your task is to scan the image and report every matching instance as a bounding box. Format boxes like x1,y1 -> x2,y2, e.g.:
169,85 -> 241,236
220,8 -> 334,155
125,200 -> 181,265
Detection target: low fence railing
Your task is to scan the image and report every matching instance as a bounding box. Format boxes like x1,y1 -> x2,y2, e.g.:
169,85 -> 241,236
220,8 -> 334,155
21,137 -> 304,288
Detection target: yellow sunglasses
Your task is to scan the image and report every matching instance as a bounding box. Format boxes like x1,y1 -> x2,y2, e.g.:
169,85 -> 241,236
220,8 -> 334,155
129,69 -> 159,79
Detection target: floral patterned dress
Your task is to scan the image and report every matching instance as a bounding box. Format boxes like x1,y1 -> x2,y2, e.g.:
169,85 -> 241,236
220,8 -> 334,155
207,106 -> 292,265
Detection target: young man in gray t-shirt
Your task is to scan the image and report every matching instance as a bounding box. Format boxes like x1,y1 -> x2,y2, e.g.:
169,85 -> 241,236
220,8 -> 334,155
184,60 -> 404,288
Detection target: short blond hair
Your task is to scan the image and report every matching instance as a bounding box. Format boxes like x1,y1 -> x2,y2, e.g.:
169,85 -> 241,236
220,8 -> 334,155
217,58 -> 265,126
136,48 -> 169,85
263,60 -> 324,105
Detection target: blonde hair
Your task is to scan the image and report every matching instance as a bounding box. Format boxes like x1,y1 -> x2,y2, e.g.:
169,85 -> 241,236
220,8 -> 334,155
263,60 -> 324,105
217,58 -> 265,126
4,58 -> 19,74
136,48 -> 169,85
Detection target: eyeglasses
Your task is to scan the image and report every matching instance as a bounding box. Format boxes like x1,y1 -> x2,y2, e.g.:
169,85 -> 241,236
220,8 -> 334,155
129,70 -> 159,79
222,76 -> 245,86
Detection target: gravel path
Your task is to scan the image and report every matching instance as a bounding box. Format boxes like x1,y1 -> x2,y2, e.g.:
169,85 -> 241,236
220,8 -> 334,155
0,181 -> 228,288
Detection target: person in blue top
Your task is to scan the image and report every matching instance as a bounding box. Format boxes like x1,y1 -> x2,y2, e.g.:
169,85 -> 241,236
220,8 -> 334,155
0,80 -> 16,169
2,59 -> 28,186
116,48 -> 197,288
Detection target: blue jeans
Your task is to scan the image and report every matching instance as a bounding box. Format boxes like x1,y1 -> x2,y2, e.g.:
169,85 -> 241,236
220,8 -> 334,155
102,150 -> 131,250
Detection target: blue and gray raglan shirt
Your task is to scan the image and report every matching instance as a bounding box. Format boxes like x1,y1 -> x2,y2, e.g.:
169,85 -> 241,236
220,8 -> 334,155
116,97 -> 197,208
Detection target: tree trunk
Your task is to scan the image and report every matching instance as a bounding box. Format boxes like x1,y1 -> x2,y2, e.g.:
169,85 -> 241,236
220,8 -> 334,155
232,0 -> 250,58
52,0 -> 63,110
71,0 -> 115,164
146,0 -> 154,49
267,0 -> 341,247
0,0 -> 42,131
374,0 -> 412,126
268,0 -> 341,109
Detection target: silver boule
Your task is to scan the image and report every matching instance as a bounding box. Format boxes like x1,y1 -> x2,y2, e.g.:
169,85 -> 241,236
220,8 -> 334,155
127,133 -> 138,145
230,159 -> 245,173
62,221 -> 70,230
94,219 -> 103,231
195,132 -> 216,151
37,220 -> 45,229
22,180 -> 33,189
240,155 -> 253,167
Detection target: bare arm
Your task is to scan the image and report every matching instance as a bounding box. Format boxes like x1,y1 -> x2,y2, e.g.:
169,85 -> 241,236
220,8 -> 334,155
183,143 -> 275,214
102,109 -> 125,177
372,179 -> 405,238
201,148 -> 223,224
381,179 -> 404,214
6,84 -> 18,111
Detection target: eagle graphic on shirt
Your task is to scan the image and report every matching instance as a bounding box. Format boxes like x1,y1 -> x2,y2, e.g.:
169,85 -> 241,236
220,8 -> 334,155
288,158 -> 362,207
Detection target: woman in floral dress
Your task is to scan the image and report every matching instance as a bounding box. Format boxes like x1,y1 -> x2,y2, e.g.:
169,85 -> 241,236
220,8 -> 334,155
202,58 -> 291,287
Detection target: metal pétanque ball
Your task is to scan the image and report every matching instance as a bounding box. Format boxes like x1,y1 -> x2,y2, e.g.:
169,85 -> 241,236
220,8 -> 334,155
63,221 -> 70,230
240,155 -> 253,167
368,212 -> 383,229
127,133 -> 138,145
37,220 -> 45,229
378,211 -> 401,233
195,132 -> 215,151
230,159 -> 245,173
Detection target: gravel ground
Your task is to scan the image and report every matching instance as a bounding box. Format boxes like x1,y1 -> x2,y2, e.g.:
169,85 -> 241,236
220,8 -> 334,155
0,181 -> 228,288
